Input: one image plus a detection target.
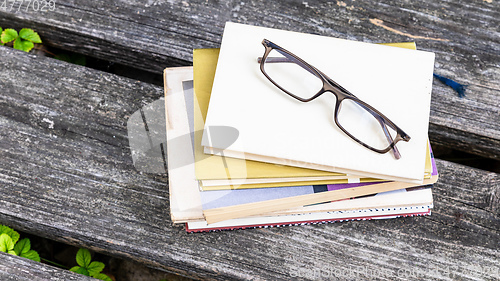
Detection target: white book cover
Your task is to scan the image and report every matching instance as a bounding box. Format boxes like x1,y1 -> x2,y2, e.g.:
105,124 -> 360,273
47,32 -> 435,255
203,22 -> 435,183
164,67 -> 204,222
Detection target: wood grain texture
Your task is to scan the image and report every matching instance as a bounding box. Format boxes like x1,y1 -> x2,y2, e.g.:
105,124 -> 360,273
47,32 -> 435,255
0,252 -> 95,281
1,0 -> 498,160
0,47 -> 498,280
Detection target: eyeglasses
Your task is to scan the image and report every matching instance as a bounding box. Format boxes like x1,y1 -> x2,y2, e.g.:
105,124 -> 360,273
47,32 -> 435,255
258,39 -> 410,159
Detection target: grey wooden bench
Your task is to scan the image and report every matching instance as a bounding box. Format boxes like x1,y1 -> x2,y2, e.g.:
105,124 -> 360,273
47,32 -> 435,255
0,252 -> 95,281
0,0 -> 498,280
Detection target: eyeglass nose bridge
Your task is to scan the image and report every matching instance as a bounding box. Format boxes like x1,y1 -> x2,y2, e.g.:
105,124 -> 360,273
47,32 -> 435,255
323,83 -> 351,102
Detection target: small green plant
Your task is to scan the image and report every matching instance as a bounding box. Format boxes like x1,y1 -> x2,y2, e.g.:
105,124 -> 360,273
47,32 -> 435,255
0,225 -> 40,262
0,225 -> 113,279
0,27 -> 42,52
70,248 -> 112,281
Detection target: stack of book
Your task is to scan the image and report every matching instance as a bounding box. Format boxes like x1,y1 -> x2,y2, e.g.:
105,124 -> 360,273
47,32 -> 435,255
164,22 -> 438,232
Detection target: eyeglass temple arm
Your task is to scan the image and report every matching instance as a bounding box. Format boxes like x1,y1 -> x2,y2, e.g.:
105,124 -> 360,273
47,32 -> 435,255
378,115 -> 401,159
257,56 -> 321,78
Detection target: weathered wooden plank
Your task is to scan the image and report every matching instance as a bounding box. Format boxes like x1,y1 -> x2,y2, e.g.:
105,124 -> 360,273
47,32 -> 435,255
0,46 -> 499,280
0,252 -> 95,281
1,0 -> 497,160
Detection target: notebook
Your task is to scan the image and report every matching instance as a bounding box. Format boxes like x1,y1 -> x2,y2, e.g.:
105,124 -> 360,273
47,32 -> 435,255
203,22 -> 435,183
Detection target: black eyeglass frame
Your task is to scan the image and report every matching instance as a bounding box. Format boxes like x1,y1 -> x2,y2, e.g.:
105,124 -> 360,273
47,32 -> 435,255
259,39 -> 411,159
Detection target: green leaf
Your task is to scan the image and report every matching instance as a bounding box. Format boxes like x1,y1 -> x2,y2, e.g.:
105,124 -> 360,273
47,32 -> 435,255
69,266 -> 80,273
76,248 -> 92,268
21,249 -> 40,262
93,273 -> 113,281
0,225 -> 20,244
0,28 -> 3,45
1,28 -> 18,44
75,267 -> 90,276
14,238 -> 31,255
0,234 -> 15,254
13,38 -> 34,52
19,28 -> 42,43
87,261 -> 105,276
71,266 -> 90,276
